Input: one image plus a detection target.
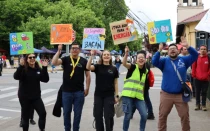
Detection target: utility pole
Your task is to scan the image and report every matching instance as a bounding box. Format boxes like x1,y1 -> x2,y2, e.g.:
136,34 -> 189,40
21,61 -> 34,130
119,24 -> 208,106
66,45 -> 70,55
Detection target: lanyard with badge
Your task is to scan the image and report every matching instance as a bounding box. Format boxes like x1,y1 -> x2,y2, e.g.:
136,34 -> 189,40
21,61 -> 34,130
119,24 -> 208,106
70,56 -> 80,79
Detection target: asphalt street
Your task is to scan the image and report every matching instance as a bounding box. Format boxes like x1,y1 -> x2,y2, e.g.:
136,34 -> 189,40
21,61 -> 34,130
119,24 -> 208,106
0,66 -> 161,126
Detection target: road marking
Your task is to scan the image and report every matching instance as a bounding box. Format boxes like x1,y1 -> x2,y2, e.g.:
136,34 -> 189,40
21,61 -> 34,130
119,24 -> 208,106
0,116 -> 11,120
0,108 -> 20,113
0,86 -> 18,91
0,91 -> 17,99
10,89 -> 57,102
43,94 -> 57,104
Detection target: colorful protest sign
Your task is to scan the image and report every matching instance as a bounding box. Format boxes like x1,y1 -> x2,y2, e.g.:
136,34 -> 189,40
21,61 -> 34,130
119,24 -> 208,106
147,19 -> 173,44
9,32 -> 34,55
82,28 -> 106,50
195,9 -> 210,33
50,24 -> 75,44
110,19 -> 138,45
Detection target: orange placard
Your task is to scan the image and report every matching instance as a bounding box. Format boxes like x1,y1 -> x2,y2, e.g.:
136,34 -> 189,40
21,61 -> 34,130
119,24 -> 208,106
50,24 -> 73,44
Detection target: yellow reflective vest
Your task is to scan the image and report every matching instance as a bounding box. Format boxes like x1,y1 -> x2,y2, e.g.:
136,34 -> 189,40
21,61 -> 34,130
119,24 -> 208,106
122,64 -> 148,100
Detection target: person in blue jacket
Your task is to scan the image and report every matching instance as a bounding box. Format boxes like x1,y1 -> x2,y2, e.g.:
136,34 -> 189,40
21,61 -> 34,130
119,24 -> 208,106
152,37 -> 198,131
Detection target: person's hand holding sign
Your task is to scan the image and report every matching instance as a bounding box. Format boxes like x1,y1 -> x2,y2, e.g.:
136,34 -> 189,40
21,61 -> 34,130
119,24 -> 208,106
124,46 -> 129,56
58,44 -> 63,54
20,57 -> 24,66
90,50 -> 96,56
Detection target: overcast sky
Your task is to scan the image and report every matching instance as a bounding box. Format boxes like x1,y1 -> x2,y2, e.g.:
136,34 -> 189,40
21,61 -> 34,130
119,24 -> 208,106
125,0 -> 210,42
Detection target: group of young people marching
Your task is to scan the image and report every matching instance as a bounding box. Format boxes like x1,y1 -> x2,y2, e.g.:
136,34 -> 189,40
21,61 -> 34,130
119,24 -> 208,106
14,36 -> 201,131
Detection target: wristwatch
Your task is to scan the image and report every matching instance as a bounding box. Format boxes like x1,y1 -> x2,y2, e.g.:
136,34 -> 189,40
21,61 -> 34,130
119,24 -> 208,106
115,95 -> 119,98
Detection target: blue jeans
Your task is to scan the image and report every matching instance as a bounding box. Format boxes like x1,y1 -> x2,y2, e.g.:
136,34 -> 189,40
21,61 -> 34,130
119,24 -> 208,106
62,91 -> 85,131
122,97 -> 147,131
115,63 -> 120,72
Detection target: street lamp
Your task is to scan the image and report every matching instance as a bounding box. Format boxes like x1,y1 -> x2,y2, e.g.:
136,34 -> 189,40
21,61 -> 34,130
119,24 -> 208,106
138,11 -> 153,21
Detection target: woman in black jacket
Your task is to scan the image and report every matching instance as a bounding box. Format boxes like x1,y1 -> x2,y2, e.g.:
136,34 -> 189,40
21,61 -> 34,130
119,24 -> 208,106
14,54 -> 49,131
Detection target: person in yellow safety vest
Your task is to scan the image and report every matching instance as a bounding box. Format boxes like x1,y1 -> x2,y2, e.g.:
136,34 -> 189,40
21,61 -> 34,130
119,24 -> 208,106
122,46 -> 149,131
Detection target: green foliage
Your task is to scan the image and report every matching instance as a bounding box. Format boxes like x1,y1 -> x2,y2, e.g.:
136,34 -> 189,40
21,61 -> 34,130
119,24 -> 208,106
0,0 -> 143,53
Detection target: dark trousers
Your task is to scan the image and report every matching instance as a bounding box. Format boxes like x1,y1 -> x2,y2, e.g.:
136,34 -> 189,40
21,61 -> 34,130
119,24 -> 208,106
21,107 -> 34,120
195,79 -> 209,106
19,97 -> 46,131
94,96 -> 115,131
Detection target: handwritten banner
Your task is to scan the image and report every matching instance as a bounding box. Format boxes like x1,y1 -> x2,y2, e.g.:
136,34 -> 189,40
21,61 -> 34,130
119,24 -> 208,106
110,19 -> 138,45
9,32 -> 34,55
50,24 -> 75,44
147,19 -> 173,44
82,28 -> 105,50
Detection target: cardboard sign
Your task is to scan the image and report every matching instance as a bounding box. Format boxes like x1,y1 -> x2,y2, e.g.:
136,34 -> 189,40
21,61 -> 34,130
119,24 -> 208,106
9,32 -> 34,55
147,19 -> 173,44
110,19 -> 138,45
195,9 -> 210,33
50,24 -> 75,44
82,28 -> 105,50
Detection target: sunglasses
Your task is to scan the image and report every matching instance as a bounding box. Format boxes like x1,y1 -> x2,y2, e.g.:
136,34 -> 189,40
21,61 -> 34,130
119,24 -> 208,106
28,56 -> 36,59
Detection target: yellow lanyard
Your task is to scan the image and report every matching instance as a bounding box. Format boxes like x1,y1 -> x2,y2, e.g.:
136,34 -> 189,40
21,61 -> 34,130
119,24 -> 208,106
70,56 -> 80,78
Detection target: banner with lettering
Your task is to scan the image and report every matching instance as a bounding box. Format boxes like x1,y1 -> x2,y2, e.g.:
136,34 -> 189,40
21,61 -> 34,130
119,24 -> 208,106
147,19 -> 173,44
110,19 -> 138,45
50,24 -> 75,44
82,28 -> 106,50
9,32 -> 34,55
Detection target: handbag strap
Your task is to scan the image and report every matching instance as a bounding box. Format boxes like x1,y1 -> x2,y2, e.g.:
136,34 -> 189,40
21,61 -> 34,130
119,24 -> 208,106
170,60 -> 184,84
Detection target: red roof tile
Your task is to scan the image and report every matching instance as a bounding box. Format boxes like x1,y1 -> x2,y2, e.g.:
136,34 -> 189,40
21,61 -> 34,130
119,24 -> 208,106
178,9 -> 209,24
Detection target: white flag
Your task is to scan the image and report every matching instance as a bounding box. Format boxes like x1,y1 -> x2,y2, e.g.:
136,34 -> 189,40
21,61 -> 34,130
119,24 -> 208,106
195,9 -> 210,33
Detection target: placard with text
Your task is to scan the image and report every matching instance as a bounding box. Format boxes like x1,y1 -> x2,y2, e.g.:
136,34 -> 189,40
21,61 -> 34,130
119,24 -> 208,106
110,19 -> 138,45
9,32 -> 34,55
147,19 -> 173,44
82,28 -> 106,50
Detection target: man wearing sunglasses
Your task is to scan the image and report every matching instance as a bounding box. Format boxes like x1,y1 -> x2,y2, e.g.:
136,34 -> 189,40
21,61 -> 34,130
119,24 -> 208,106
52,42 -> 91,131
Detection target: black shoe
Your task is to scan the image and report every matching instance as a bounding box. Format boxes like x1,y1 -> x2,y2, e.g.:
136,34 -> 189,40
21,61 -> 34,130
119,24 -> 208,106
40,129 -> 45,131
147,114 -> 155,120
19,121 -> 23,127
30,119 -> 36,125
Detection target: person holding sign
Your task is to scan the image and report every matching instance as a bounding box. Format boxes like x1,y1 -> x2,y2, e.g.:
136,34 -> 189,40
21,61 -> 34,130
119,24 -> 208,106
86,49 -> 119,131
152,37 -> 198,131
13,54 -> 49,131
122,46 -> 149,131
51,42 -> 91,131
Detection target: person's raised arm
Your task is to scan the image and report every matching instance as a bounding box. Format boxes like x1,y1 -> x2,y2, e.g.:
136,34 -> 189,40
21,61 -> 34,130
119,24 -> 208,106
52,44 -> 63,66
13,58 -> 24,80
122,46 -> 131,69
152,43 -> 165,70
86,50 -> 95,71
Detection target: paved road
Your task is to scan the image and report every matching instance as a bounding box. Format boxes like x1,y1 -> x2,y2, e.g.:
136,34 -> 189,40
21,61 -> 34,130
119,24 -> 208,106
0,66 -> 162,125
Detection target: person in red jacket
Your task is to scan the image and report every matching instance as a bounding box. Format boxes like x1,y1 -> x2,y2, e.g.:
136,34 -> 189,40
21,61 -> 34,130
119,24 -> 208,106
192,45 -> 210,111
